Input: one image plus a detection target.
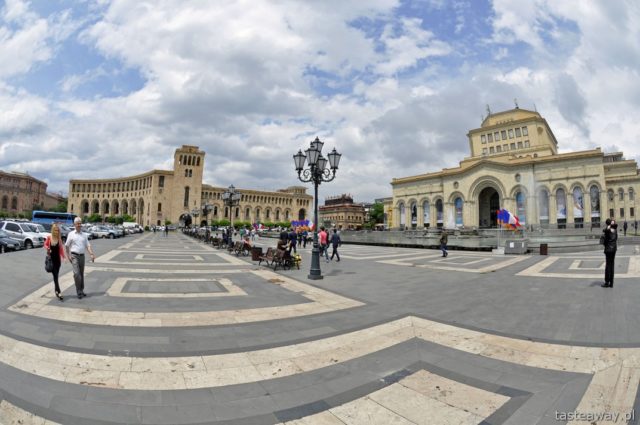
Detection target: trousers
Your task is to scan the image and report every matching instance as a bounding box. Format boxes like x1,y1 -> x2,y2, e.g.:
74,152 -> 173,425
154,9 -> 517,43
70,254 -> 85,295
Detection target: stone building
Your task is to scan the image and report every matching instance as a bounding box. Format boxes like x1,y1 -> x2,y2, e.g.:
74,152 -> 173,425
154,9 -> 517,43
0,171 -> 48,215
67,145 -> 312,227
319,194 -> 366,230
391,108 -> 639,230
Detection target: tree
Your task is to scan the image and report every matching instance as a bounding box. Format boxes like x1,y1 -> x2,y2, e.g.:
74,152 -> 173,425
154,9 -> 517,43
369,202 -> 385,224
49,200 -> 68,213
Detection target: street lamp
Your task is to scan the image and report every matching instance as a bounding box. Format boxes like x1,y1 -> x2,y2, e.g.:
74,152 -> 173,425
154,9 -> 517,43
222,185 -> 242,235
191,208 -> 200,227
202,203 -> 213,226
293,137 -> 342,280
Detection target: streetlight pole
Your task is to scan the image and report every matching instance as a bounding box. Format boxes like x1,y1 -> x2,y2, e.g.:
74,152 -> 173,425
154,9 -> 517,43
222,185 -> 242,240
293,137 -> 342,280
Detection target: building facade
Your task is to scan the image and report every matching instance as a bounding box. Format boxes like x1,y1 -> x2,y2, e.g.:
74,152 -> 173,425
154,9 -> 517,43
67,145 -> 312,227
391,108 -> 639,229
0,171 -> 48,215
319,194 -> 366,230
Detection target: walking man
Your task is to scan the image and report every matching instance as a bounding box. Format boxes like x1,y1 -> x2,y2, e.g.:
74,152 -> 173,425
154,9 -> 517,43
439,230 -> 448,257
330,228 -> 341,262
623,220 -> 628,236
288,228 -> 297,254
318,226 -> 329,262
602,218 -> 618,288
65,217 -> 96,299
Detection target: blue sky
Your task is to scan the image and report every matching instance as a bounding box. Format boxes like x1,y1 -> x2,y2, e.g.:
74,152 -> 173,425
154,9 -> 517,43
1,0 -> 639,202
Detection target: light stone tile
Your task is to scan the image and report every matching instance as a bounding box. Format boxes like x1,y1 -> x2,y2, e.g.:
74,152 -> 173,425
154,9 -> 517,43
118,370 -> 187,390
284,410 -> 346,424
183,365 -> 264,388
254,359 -> 304,380
130,356 -> 206,372
329,398 -> 415,425
0,400 -> 60,425
202,352 -> 253,370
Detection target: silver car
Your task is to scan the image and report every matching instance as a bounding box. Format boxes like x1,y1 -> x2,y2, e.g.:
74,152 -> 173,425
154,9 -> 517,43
0,221 -> 45,249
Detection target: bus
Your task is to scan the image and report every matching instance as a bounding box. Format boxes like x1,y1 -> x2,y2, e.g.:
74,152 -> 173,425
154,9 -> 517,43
31,211 -> 77,225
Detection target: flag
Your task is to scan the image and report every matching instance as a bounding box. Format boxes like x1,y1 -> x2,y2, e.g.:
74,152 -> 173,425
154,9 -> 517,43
497,209 -> 521,229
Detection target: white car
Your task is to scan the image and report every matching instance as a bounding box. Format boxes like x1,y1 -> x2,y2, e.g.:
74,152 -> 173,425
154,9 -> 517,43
0,221 -> 45,249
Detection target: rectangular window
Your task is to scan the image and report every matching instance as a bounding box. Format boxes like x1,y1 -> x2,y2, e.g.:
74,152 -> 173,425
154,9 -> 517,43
481,135 -> 486,143
515,128 -> 522,137
510,143 -> 516,150
482,148 -> 488,155
489,147 -> 495,154
524,140 -> 530,148
517,141 -> 523,149
610,208 -> 615,218
494,132 -> 500,141
620,208 -> 625,218
508,129 -> 514,138
631,207 -> 635,217
157,203 -> 162,212
487,133 -> 493,142
496,145 -> 502,152
522,126 -> 528,136
159,176 -> 165,188
501,130 -> 507,140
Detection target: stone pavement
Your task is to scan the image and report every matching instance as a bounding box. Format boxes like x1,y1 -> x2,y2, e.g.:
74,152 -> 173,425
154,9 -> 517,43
1,233 -> 640,424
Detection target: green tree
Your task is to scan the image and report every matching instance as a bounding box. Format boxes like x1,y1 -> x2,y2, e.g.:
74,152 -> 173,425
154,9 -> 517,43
49,200 -> 68,213
369,202 -> 385,224
164,219 -> 172,226
87,213 -> 102,223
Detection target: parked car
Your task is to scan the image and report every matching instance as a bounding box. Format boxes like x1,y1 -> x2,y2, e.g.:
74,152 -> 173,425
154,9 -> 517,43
27,223 -> 51,240
0,230 -> 21,253
0,221 -> 45,249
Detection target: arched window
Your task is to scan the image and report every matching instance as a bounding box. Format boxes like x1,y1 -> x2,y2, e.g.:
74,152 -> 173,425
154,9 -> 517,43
196,157 -> 200,166
224,207 -> 229,218
572,187 -> 584,219
157,203 -> 162,212
11,197 -> 18,210
454,197 -> 463,226
538,189 -> 549,222
515,192 -> 526,225
245,208 -> 250,220
410,202 -> 417,227
619,188 -> 624,201
185,169 -> 189,177
213,206 -> 218,216
399,203 -> 406,226
629,188 -> 635,201
608,189 -> 614,201
183,186 -> 190,207
436,199 -> 443,225
276,210 -> 280,220
556,189 -> 566,219
235,207 -> 239,218
1,195 -> 7,209
422,200 -> 430,226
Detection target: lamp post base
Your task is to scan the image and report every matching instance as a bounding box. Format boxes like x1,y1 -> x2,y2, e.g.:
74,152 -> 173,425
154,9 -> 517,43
307,273 -> 324,280
307,244 -> 323,280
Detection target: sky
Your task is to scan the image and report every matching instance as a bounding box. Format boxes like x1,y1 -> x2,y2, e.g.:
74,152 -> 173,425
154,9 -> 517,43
1,0 -> 639,203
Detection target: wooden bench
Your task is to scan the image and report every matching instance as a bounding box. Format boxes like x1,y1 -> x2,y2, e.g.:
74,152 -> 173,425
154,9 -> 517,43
258,247 -> 275,267
272,249 -> 293,271
233,242 -> 250,256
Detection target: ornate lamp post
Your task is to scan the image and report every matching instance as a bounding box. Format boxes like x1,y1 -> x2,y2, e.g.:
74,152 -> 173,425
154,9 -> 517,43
293,137 -> 342,280
191,208 -> 200,227
222,185 -> 242,233
202,203 -> 213,226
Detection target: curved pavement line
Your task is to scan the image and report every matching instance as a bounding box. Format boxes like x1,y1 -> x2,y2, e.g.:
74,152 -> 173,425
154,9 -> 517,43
0,315 -> 639,421
8,269 -> 364,327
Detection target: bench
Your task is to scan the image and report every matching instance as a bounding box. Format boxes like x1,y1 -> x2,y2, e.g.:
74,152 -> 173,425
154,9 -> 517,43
258,247 -> 275,266
233,242 -> 250,256
273,249 -> 293,271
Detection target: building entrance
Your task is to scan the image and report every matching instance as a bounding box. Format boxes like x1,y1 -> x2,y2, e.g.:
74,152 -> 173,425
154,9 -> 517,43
479,187 -> 500,228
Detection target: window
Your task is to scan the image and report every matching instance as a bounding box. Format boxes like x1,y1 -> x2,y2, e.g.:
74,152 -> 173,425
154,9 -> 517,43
522,126 -> 528,136
630,188 -> 635,201
196,157 -> 200,166
631,207 -> 635,217
508,129 -> 514,138
489,147 -> 495,154
11,197 -> 17,210
157,203 -> 162,212
524,140 -> 530,148
487,133 -> 493,142
496,145 -> 502,152
183,186 -> 190,207
608,189 -> 614,201
609,209 -> 614,218
510,143 -> 516,150
482,148 -> 487,155
619,188 -> 624,201
515,128 -> 522,137
501,130 -> 507,140
159,176 -> 164,188
517,141 -> 523,149
620,208 -> 625,217
503,144 -> 508,151
494,132 -> 500,141
481,135 -> 486,143
1,196 -> 7,209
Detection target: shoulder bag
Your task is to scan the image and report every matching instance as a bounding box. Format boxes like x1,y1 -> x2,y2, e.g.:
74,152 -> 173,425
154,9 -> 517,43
45,254 -> 53,273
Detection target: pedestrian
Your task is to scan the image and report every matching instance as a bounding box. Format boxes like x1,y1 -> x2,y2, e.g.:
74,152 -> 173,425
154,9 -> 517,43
64,217 -> 96,299
277,232 -> 288,252
623,220 -> 628,236
330,228 -> 341,262
635,220 -> 638,236
318,226 -> 329,262
288,228 -> 297,254
439,230 -> 448,257
164,225 -> 169,237
44,223 -> 66,301
251,228 -> 256,241
302,229 -> 308,248
602,218 -> 618,288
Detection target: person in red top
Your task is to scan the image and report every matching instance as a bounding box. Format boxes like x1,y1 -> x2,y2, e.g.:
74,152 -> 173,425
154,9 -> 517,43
44,223 -> 66,301
318,226 -> 329,262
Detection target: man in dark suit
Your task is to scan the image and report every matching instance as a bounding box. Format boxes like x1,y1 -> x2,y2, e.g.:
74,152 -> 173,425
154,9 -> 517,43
602,218 -> 618,288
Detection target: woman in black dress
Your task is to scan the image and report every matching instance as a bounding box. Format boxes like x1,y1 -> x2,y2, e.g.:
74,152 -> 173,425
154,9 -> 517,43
44,224 -> 65,301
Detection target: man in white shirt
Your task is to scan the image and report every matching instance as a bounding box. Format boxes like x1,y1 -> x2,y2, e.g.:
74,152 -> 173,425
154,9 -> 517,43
65,217 -> 96,299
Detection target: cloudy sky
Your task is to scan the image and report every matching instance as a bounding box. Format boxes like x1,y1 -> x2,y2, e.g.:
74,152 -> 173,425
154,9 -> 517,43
1,0 -> 639,203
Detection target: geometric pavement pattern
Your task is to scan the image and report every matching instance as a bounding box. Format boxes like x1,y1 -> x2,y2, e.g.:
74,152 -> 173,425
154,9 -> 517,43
1,234 -> 640,424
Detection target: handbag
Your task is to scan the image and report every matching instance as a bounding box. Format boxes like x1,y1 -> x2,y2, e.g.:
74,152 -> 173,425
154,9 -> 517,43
45,254 -> 53,273
599,235 -> 605,245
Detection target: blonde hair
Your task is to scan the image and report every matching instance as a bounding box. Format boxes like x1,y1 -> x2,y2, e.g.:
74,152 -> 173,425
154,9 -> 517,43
51,224 -> 60,244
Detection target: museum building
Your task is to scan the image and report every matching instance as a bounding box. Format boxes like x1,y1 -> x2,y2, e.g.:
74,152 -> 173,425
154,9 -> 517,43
67,145 -> 312,227
390,108 -> 639,230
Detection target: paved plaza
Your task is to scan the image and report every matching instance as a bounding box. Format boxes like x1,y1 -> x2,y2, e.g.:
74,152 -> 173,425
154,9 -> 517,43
1,233 -> 640,424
